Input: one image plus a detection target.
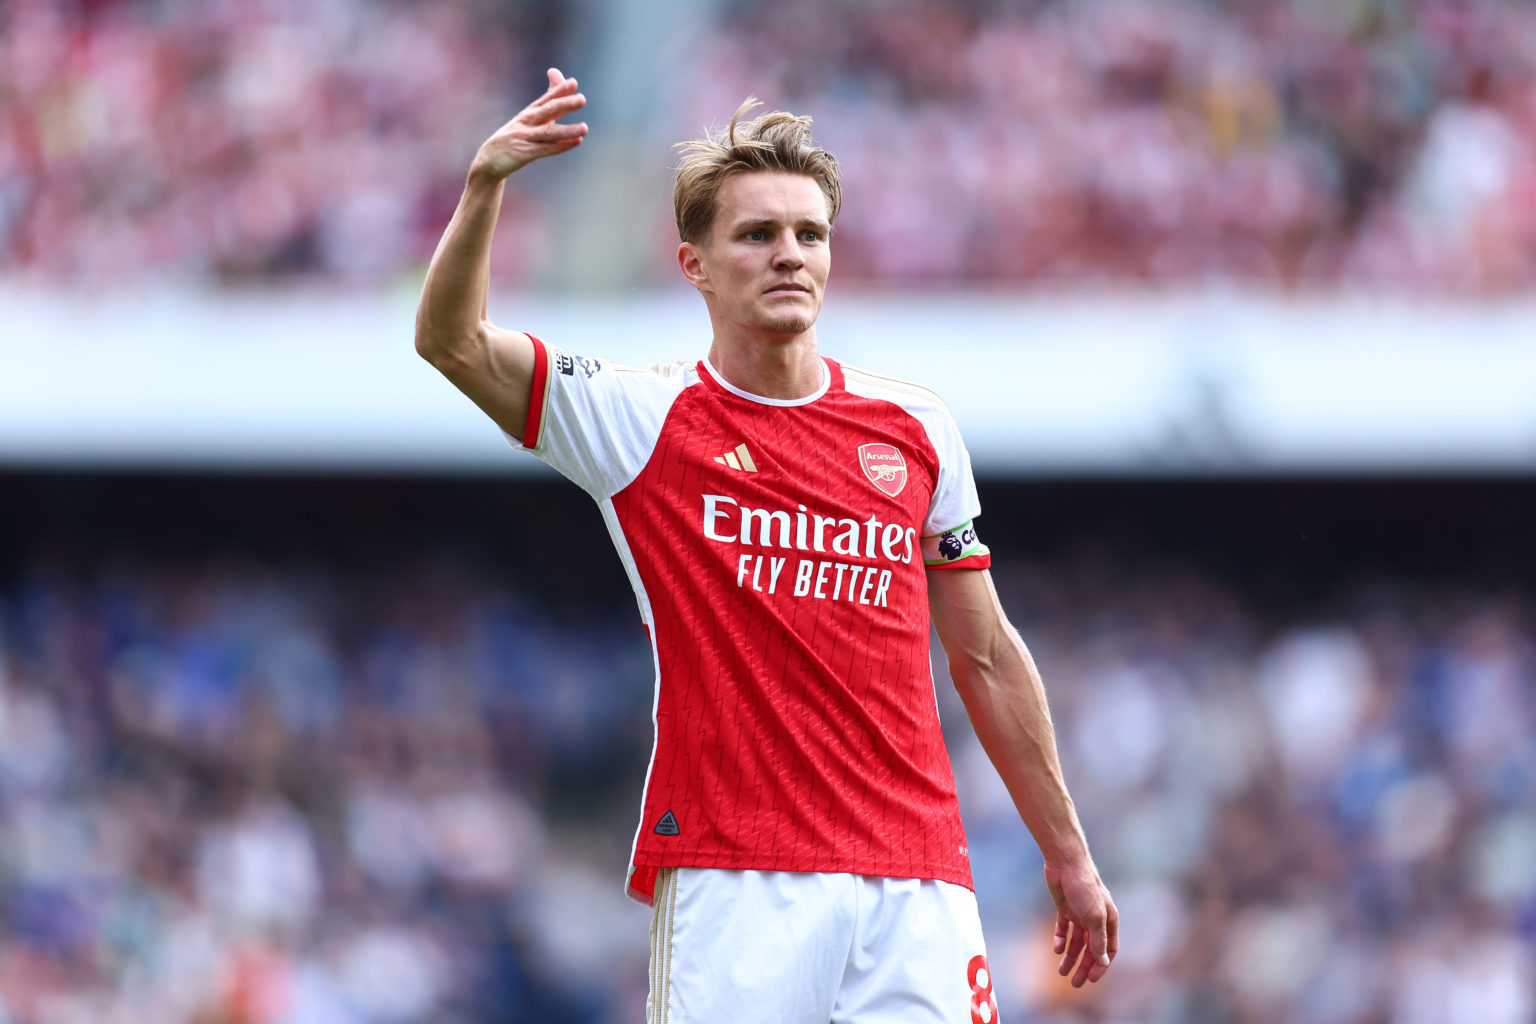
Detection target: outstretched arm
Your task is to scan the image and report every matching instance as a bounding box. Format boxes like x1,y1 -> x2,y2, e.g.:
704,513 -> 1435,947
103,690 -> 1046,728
414,68 -> 588,439
928,567 -> 1118,988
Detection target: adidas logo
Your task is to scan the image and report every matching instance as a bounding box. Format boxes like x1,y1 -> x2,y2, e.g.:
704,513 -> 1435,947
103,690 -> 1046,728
654,810 -> 680,836
713,443 -> 758,472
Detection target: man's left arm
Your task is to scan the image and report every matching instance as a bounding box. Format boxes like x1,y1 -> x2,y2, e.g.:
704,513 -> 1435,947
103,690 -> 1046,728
928,567 -> 1119,988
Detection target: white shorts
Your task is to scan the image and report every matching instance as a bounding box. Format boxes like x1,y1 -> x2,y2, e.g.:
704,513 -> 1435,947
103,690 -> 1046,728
647,868 -> 999,1024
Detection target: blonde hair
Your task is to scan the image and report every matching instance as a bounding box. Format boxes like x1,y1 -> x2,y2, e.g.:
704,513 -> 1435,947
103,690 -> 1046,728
673,98 -> 842,244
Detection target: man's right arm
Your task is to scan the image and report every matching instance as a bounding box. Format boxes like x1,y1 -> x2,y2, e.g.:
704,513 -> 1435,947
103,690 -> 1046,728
414,68 -> 588,441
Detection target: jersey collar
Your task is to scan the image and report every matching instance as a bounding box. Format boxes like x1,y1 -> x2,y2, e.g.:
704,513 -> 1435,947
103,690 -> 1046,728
697,355 -> 839,407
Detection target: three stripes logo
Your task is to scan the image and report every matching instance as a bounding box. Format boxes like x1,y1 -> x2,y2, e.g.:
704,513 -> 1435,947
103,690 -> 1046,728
654,810 -> 680,836
713,443 -> 758,472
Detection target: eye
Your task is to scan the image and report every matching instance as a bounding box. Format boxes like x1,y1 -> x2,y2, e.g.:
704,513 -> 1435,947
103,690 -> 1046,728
745,229 -> 766,242
800,230 -> 824,243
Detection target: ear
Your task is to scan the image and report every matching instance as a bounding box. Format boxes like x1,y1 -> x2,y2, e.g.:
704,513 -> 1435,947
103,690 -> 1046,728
678,241 -> 711,294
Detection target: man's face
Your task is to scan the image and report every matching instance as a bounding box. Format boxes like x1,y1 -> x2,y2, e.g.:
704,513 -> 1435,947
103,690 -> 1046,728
681,171 -> 832,338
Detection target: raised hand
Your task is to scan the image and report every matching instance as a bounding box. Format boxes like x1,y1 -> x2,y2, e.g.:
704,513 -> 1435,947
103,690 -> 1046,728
1045,859 -> 1119,988
471,68 -> 589,182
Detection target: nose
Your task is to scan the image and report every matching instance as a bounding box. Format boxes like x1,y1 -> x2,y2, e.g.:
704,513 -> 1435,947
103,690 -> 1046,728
770,229 -> 805,270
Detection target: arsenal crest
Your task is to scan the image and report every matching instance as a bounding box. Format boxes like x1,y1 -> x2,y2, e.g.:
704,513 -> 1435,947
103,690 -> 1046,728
858,443 -> 908,497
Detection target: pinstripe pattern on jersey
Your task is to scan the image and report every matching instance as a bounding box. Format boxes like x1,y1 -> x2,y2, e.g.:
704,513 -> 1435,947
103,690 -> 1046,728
614,359 -> 974,892
521,351 -> 984,902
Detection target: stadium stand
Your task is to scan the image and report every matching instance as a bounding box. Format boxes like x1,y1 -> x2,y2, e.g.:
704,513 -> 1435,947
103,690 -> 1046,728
0,477 -> 1531,1023
3,0 -> 1534,291
2,1 -> 1532,1021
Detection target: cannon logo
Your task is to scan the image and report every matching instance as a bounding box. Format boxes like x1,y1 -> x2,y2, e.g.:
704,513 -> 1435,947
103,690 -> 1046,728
858,443 -> 908,497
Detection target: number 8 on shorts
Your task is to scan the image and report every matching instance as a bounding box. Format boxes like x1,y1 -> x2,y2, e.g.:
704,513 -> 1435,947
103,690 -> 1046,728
968,954 -> 998,1024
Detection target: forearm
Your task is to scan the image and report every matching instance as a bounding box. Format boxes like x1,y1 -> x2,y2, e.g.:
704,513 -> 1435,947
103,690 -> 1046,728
415,170 -> 506,362
951,629 -> 1090,867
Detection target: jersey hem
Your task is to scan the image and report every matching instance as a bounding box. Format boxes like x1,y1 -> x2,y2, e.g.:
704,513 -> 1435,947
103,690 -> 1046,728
627,863 -> 660,906
627,852 -> 974,903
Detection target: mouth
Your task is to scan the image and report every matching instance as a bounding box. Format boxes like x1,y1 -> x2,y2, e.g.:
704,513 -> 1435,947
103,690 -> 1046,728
763,284 -> 811,296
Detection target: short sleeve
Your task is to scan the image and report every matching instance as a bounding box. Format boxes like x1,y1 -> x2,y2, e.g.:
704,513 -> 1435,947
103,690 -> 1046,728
838,361 -> 993,573
919,404 -> 991,571
509,335 -> 687,499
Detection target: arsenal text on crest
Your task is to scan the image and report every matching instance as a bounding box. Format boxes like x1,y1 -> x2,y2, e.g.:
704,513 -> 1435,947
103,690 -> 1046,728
858,443 -> 908,497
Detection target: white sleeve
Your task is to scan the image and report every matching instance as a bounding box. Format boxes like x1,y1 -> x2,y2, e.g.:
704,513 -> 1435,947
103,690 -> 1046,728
918,402 -> 983,538
838,361 -> 989,568
509,335 -> 687,499
916,401 -> 991,569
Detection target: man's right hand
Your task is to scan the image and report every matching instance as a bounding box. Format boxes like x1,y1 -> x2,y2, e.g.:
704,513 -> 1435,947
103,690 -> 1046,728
471,68 -> 589,182
417,69 -> 585,440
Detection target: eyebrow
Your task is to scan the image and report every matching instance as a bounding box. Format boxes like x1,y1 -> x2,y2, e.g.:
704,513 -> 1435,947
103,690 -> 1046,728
732,217 -> 833,234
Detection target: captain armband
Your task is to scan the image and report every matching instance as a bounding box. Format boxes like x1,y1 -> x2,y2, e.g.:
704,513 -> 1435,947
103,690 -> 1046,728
922,520 -> 991,570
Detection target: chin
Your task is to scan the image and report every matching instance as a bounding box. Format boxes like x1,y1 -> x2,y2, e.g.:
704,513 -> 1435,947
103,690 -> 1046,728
756,301 -> 818,335
760,314 -> 816,335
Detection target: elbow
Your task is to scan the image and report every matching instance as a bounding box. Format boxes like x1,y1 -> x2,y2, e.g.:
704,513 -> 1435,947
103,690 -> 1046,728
413,314 -> 479,369
948,660 -> 983,700
946,633 -> 1014,697
412,308 -> 448,364
954,638 -> 1003,680
945,646 -> 993,696
946,657 -> 995,696
412,306 -> 440,363
413,328 -> 438,365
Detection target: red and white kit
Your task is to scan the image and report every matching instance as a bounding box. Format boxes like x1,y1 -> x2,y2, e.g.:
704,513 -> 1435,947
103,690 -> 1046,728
513,339 -> 991,906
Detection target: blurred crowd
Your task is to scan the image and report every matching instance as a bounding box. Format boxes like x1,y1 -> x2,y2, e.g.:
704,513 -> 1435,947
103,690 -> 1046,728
0,554 -> 658,1024
681,0 -> 1536,291
0,0 -> 556,287
5,0 -> 1536,293
0,550 -> 1531,1023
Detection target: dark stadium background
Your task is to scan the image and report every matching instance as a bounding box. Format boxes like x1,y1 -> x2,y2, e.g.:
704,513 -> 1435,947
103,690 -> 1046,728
4,0 -> 1536,1021
3,470 -> 1532,1021
10,473 -> 1536,606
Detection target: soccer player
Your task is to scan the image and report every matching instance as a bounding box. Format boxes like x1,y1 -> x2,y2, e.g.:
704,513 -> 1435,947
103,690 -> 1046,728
416,68 -> 1118,1021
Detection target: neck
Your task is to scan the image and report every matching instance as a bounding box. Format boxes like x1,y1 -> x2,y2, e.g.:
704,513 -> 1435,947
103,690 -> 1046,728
706,325 -> 823,400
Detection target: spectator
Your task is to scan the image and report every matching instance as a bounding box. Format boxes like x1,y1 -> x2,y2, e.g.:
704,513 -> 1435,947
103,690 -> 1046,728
7,0 -> 1536,292
1,548 -> 1532,1022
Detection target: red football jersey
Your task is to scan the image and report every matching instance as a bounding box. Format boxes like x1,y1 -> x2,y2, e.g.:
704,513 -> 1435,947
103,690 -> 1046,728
515,341 -> 991,905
